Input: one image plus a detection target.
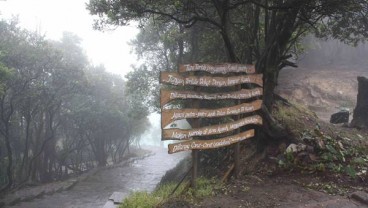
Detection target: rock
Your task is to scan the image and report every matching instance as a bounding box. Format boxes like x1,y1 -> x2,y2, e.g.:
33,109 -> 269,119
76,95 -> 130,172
350,191 -> 368,205
286,143 -> 306,153
102,200 -> 117,208
108,192 -> 125,204
351,76 -> 368,129
330,110 -> 349,124
286,144 -> 298,153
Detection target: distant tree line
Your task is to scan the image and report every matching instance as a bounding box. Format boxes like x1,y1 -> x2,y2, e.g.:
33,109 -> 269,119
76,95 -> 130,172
0,19 -> 149,192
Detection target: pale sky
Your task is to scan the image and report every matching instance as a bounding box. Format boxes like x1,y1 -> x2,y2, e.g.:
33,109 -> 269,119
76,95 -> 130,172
0,0 -> 139,77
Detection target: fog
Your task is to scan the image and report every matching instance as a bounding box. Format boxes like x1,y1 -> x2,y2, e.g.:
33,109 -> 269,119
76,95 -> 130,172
299,36 -> 368,68
139,113 -> 164,147
276,36 -> 368,123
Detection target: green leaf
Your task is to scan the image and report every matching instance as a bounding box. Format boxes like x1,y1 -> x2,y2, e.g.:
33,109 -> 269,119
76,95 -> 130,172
326,144 -> 338,155
352,157 -> 365,165
345,165 -> 357,178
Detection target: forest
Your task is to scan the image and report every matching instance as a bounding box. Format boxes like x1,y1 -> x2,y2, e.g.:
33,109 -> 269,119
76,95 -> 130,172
1,0 -> 368,206
0,19 -> 149,192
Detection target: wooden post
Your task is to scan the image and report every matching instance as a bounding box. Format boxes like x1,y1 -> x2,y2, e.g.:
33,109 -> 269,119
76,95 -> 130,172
191,149 -> 198,188
191,83 -> 200,188
234,142 -> 240,177
234,84 -> 241,178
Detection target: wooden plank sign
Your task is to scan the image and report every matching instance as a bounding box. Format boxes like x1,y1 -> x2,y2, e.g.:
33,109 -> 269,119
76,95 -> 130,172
161,100 -> 262,128
179,63 -> 255,74
168,129 -> 255,154
162,115 -> 262,140
160,88 -> 262,106
160,72 -> 263,87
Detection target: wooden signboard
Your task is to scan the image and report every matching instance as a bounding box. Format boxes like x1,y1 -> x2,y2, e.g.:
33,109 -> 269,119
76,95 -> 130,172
160,62 -> 263,186
162,115 -> 262,140
168,129 -> 254,154
160,72 -> 263,87
161,100 -> 262,128
160,88 -> 262,106
179,63 -> 255,74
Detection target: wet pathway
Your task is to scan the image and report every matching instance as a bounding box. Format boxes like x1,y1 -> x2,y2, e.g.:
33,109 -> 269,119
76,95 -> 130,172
9,146 -> 187,208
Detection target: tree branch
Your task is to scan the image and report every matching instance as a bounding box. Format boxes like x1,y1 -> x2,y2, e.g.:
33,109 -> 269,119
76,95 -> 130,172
143,9 -> 223,29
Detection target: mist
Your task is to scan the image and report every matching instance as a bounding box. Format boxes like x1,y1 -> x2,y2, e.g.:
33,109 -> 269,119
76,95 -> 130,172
298,36 -> 368,68
277,36 -> 368,122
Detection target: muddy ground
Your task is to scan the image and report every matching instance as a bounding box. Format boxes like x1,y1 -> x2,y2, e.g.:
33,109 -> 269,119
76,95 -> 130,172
196,172 -> 368,208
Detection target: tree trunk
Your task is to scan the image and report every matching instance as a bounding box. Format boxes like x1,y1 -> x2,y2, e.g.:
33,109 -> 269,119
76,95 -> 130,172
0,98 -> 14,192
2,126 -> 13,191
351,76 -> 368,129
263,70 -> 278,111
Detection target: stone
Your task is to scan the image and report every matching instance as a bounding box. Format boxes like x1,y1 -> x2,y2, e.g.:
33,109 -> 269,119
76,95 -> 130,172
351,76 -> 368,129
330,110 -> 349,124
350,191 -> 368,205
103,200 -> 117,208
286,143 -> 306,153
108,192 -> 125,204
286,144 -> 298,153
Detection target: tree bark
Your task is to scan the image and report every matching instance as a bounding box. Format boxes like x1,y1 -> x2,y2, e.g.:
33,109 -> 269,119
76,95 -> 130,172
351,76 -> 368,129
2,125 -> 13,191
0,95 -> 14,192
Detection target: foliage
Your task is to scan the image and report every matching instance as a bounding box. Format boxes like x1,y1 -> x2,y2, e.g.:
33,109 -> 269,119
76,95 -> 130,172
120,177 -> 222,208
0,61 -> 12,96
274,102 -> 368,180
315,1 -> 368,46
125,65 -> 157,113
312,128 -> 367,178
87,0 -> 368,110
0,19 -> 149,192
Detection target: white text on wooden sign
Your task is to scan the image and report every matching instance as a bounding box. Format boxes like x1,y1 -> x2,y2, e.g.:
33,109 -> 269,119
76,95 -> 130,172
168,129 -> 255,154
162,115 -> 262,140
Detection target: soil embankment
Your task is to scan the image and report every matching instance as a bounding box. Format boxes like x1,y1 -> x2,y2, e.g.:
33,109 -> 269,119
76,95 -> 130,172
276,66 -> 368,122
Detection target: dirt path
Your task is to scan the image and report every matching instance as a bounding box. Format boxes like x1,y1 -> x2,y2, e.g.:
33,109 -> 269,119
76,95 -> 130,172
197,174 -> 368,208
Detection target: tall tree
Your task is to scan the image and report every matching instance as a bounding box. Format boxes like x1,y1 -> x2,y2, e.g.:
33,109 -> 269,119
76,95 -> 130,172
0,19 -> 150,192
87,0 -> 368,110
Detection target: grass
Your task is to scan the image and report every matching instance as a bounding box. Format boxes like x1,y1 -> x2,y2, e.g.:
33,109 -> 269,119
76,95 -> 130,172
119,192 -> 160,208
119,177 -> 222,208
273,100 -> 318,137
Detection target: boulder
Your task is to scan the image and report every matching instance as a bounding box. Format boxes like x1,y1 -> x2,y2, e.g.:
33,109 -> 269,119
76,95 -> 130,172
286,143 -> 306,153
351,76 -> 368,129
330,110 -> 349,124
